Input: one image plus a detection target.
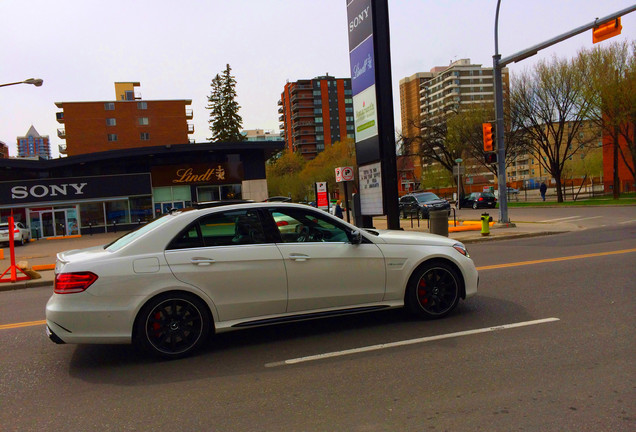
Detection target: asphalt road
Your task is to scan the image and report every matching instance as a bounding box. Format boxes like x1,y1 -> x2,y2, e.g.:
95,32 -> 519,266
0,221 -> 634,431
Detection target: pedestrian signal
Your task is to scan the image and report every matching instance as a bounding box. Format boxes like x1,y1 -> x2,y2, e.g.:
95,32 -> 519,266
484,152 -> 497,164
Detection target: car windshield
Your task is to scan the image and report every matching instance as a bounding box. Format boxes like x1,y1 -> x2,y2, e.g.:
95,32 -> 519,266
415,193 -> 440,203
105,212 -> 183,252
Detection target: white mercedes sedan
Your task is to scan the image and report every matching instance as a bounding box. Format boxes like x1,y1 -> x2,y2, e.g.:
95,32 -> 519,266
46,202 -> 478,359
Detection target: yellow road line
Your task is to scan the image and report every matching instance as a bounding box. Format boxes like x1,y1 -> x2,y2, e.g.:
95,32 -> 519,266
0,319 -> 46,330
2,248 -> 635,331
477,248 -> 636,271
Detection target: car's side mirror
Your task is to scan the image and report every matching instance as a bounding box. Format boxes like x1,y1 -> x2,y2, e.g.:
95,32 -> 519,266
349,229 -> 362,244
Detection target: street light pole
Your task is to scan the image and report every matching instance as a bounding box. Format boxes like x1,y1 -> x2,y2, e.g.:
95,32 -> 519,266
455,158 -> 463,209
0,78 -> 44,88
493,0 -> 511,225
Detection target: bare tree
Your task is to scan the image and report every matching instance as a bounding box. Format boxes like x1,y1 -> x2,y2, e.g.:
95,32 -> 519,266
510,56 -> 597,202
576,41 -> 636,197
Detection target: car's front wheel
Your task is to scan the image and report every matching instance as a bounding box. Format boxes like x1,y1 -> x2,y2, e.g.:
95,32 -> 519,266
135,292 -> 211,359
405,261 -> 461,319
472,202 -> 478,209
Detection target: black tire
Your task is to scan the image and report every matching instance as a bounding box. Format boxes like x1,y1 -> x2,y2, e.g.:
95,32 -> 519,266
472,202 -> 478,209
135,292 -> 211,359
405,261 -> 461,319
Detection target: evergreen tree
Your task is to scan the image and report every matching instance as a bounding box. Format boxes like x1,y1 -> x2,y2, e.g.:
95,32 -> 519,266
206,64 -> 245,141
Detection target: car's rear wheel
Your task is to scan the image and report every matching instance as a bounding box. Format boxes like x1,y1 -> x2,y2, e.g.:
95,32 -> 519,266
406,262 -> 461,319
135,292 -> 211,359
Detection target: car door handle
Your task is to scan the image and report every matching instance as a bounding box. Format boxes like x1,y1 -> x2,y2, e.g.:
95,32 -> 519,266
289,253 -> 310,262
190,257 -> 215,266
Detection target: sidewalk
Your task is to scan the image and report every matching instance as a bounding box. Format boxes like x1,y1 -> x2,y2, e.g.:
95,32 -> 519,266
0,218 -> 576,292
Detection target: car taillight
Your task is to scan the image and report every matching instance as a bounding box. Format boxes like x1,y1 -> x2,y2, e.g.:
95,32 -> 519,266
14,229 -> 19,233
276,220 -> 289,227
54,272 -> 98,294
478,197 -> 483,201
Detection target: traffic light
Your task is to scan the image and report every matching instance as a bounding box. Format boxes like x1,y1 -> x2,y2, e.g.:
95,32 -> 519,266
593,18 -> 622,44
482,122 -> 494,152
484,152 -> 497,164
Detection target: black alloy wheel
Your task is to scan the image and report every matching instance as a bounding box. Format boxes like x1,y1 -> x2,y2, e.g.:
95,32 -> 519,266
136,293 -> 210,359
406,262 -> 461,319
472,202 -> 478,209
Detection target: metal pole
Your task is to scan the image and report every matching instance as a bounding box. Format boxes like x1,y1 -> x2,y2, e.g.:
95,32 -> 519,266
493,0 -> 511,225
457,161 -> 460,209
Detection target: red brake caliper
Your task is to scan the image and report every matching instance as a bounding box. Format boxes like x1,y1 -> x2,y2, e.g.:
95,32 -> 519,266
153,312 -> 162,335
418,279 -> 428,304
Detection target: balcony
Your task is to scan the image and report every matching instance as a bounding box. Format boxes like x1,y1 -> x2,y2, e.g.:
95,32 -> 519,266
279,123 -> 285,130
292,120 -> 315,129
290,84 -> 312,94
279,115 -> 285,122
57,128 -> 66,139
58,144 -> 67,155
291,111 -> 314,121
290,93 -> 313,103
56,112 -> 64,123
277,99 -> 282,106
278,107 -> 283,114
185,109 -> 193,119
187,123 -> 194,133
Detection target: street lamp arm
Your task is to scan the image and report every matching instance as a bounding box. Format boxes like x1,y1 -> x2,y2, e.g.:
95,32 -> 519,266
0,78 -> 44,88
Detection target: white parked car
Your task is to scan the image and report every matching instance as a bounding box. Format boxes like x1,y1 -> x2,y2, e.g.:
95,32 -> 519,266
46,202 -> 478,359
0,221 -> 31,246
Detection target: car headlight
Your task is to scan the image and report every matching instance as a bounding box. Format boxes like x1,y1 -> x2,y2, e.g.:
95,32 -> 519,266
452,242 -> 469,257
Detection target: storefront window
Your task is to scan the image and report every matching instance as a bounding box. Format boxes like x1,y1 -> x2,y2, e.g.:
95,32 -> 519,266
221,184 -> 242,200
129,196 -> 153,222
80,202 -> 104,227
106,200 -> 130,225
197,186 -> 219,202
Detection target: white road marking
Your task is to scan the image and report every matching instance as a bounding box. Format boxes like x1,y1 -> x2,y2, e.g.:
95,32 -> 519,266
265,317 -> 560,368
539,216 -> 580,222
569,216 -> 603,222
620,220 -> 636,225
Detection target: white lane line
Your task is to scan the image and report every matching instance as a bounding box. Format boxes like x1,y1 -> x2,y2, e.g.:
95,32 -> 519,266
620,220 -> 636,224
539,216 -> 580,222
265,317 -> 560,368
569,216 -> 603,222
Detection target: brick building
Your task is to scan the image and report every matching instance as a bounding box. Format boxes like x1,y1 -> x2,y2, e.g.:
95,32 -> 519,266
278,75 -> 354,160
55,82 -> 194,156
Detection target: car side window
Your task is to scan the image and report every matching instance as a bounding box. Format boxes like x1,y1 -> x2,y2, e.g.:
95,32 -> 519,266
269,208 -> 350,243
167,209 -> 266,250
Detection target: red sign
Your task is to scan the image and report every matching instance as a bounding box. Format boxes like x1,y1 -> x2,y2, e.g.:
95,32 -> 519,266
316,182 -> 329,210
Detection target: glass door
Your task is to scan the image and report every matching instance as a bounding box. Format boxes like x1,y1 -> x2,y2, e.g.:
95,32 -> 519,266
54,210 -> 67,237
41,212 -> 55,237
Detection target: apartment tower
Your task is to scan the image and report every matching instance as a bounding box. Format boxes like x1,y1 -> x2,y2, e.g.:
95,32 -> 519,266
278,75 -> 354,160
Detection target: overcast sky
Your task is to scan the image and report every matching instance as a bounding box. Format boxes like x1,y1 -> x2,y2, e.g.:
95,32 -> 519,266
1,0 -> 634,158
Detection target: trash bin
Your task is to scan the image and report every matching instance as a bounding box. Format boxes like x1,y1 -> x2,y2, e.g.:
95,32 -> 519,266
429,209 -> 449,237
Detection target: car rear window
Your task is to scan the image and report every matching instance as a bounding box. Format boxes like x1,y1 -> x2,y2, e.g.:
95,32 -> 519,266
415,193 -> 439,202
482,193 -> 495,198
105,213 -> 178,252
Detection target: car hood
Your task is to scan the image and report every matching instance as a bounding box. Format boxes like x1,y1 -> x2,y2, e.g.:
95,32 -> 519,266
366,229 -> 457,247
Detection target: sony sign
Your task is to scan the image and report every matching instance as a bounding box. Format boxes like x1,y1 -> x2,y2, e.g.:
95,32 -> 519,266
0,173 -> 152,205
11,183 -> 87,200
346,0 -> 373,49
348,5 -> 370,33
